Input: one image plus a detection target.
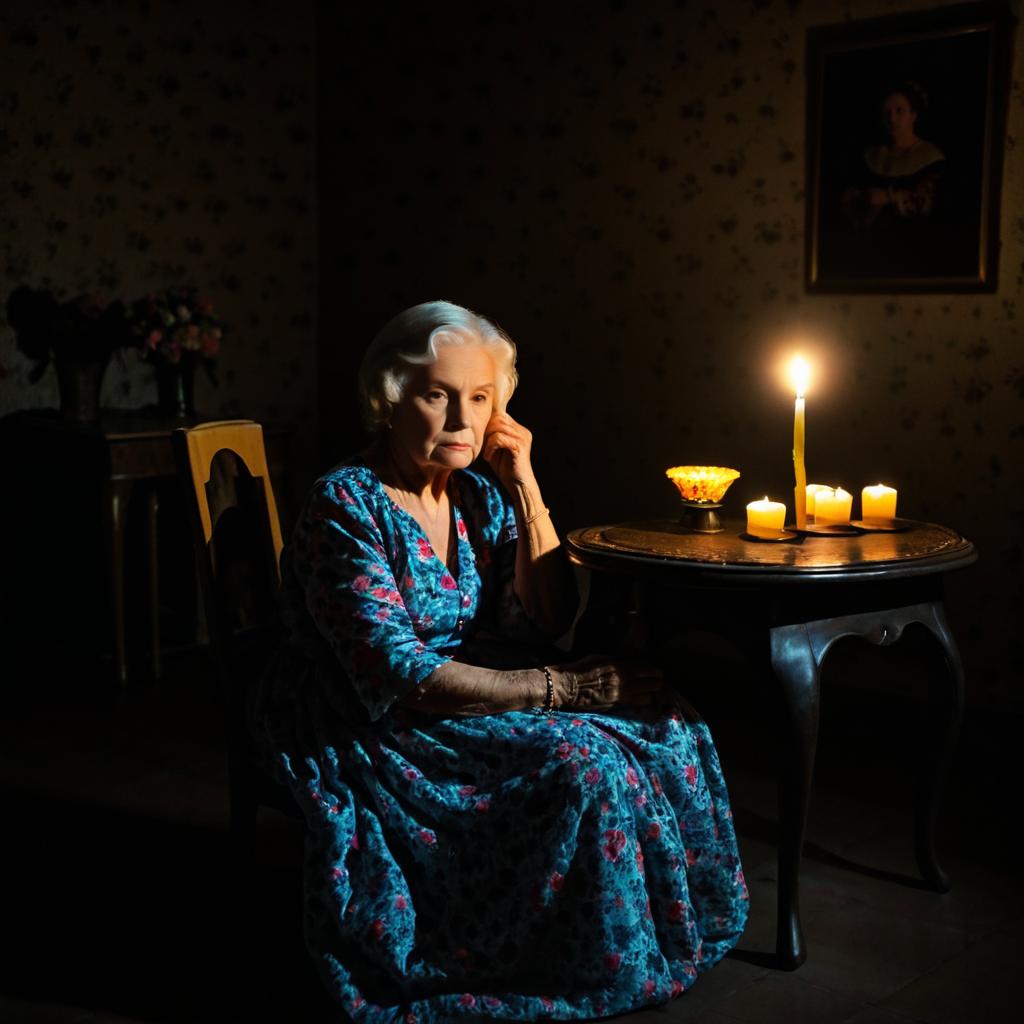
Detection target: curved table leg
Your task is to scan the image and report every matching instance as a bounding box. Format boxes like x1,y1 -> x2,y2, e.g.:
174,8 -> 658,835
768,600 -> 963,970
769,623 -> 821,971
912,602 -> 965,893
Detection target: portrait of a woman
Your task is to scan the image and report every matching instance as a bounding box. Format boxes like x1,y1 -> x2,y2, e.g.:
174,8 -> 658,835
249,301 -> 750,1021
841,81 -> 946,231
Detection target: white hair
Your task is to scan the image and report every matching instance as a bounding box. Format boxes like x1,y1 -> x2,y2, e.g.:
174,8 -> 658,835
358,300 -> 519,429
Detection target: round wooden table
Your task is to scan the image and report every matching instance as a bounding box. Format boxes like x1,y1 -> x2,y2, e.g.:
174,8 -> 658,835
566,518 -> 976,970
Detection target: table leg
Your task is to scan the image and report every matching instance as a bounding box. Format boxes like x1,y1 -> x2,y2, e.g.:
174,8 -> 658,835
148,487 -> 161,680
769,622 -> 821,971
912,602 -> 965,893
768,600 -> 963,969
106,479 -> 133,688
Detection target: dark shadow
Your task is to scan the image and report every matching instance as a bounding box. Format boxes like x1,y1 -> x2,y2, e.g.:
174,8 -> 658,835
0,786 -> 331,1023
725,947 -> 784,969
732,805 -> 930,889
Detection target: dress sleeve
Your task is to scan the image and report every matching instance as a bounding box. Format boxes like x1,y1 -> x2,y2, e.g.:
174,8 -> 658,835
468,467 -> 552,647
294,479 -> 450,721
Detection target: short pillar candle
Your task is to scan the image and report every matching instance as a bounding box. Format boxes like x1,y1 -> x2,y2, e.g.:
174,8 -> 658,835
814,487 -> 853,525
806,483 -> 829,517
862,484 -> 898,520
746,497 -> 787,534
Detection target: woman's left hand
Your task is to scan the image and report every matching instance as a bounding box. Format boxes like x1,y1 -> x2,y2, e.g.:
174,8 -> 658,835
482,411 -> 536,490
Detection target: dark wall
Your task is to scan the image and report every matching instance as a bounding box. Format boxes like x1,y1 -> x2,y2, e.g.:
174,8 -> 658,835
0,0 -> 319,492
318,0 -> 1024,709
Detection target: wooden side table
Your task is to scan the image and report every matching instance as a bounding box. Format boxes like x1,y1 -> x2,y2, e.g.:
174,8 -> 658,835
566,518 -> 976,970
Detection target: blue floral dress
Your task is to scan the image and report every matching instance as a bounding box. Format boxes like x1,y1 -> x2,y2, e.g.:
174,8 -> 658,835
251,458 -> 749,1022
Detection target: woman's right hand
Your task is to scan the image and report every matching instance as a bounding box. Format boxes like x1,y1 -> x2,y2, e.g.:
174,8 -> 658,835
550,655 -> 665,711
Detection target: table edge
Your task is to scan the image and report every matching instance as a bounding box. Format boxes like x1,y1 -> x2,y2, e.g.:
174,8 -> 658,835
565,523 -> 977,584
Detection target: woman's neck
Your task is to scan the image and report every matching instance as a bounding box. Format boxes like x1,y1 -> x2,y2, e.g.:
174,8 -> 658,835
890,132 -> 920,152
367,435 -> 451,506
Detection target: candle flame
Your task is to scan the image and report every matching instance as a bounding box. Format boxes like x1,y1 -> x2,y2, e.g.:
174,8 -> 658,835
789,355 -> 811,398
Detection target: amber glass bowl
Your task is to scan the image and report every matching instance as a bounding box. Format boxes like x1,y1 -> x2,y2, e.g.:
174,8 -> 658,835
665,465 -> 741,505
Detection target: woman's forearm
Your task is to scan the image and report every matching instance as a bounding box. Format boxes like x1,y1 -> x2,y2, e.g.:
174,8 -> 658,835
510,476 -> 579,637
400,660 -> 548,716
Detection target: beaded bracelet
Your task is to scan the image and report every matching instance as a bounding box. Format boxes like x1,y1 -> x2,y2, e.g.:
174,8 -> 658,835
536,665 -> 555,714
523,506 -> 550,526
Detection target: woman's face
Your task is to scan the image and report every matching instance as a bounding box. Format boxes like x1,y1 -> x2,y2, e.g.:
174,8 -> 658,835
389,341 -> 497,473
882,92 -> 917,140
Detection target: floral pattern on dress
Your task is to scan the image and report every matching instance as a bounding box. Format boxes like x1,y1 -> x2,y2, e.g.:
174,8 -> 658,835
251,458 -> 748,1022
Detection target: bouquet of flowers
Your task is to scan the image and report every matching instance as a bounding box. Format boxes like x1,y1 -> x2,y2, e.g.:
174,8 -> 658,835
129,287 -> 225,384
5,286 -> 133,382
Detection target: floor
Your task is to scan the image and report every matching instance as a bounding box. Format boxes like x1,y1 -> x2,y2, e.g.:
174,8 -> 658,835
0,640 -> 1019,1024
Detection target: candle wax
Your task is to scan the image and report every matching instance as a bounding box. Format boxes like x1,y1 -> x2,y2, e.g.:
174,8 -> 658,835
793,396 -> 806,528
806,483 -> 829,516
747,497 -> 787,534
814,487 -> 853,525
862,484 -> 898,520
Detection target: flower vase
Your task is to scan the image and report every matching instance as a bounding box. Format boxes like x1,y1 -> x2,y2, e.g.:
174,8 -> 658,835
55,357 -> 108,423
155,360 -> 196,418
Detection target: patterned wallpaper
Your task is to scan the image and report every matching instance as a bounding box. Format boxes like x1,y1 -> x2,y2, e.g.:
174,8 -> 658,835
0,0 -> 318,488
319,0 -> 1023,708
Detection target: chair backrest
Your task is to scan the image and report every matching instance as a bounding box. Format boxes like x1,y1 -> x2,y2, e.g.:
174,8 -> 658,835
173,419 -> 284,697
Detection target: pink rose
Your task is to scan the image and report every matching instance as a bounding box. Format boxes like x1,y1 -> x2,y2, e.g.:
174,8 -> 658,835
601,829 -> 627,862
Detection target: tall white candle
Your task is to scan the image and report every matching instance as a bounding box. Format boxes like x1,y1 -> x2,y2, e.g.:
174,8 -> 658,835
790,356 -> 810,529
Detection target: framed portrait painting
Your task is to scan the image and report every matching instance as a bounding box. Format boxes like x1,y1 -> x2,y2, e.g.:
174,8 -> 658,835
806,2 -> 1013,293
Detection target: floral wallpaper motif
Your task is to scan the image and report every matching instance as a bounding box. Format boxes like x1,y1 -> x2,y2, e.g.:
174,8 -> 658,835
319,0 -> 1023,708
0,0 -> 317,486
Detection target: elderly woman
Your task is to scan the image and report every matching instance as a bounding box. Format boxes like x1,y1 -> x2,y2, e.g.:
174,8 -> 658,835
252,301 -> 748,1022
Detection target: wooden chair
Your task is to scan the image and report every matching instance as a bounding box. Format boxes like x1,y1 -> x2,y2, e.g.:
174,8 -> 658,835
172,419 -> 294,845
